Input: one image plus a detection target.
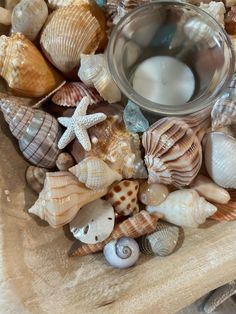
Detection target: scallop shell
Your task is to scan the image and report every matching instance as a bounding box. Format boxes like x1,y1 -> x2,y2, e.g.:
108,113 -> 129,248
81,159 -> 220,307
138,222 -> 180,256
25,166 -> 47,193
56,152 -> 75,171
68,210 -> 159,257
190,175 -> 230,204
78,54 -> 121,103
199,2 -> 225,28
105,180 -> 139,216
0,33 -> 62,97
69,157 -> 122,190
28,171 -> 107,228
12,0 -> 48,41
204,132 -> 236,189
210,203 -> 236,221
142,118 -> 202,188
103,237 -> 140,269
69,198 -> 115,244
138,182 -> 169,206
40,4 -> 107,73
147,189 -> 217,228
46,0 -> 88,9
52,82 -> 102,107
0,97 -> 62,168
211,98 -> 236,131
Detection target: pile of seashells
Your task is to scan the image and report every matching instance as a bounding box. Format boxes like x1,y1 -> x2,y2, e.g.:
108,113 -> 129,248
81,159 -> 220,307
0,0 -> 236,269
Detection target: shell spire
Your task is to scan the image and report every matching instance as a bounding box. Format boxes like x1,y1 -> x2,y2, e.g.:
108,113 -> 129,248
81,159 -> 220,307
68,210 -> 159,257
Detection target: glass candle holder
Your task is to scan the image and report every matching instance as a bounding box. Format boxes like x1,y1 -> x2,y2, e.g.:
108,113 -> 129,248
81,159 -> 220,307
107,1 -> 235,116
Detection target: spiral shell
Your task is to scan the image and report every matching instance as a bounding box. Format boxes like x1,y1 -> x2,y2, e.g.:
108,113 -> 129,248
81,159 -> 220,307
0,33 -> 62,97
12,0 -> 48,41
28,171 -> 107,228
40,4 -> 107,73
69,210 -> 159,257
56,152 -> 75,171
69,157 -> 122,190
0,97 -> 62,168
52,82 -> 102,107
25,166 -> 47,193
211,98 -> 236,131
138,222 -> 180,256
103,237 -> 139,269
142,118 -> 202,188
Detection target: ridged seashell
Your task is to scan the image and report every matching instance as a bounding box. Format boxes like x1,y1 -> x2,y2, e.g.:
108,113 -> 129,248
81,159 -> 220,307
105,180 -> 139,216
68,210 -> 159,257
190,175 -> 230,204
25,166 -> 47,193
211,98 -> 236,131
210,203 -> 236,221
12,0 -> 48,41
147,189 -> 217,228
5,0 -> 21,11
138,182 -> 169,206
0,33 -> 62,97
70,104 -> 147,179
0,98 -> 62,168
52,82 -> 102,107
204,132 -> 236,189
78,54 -> 121,103
199,1 -> 225,28
70,199 -> 115,244
40,4 -> 107,73
138,222 -> 180,256
46,0 -> 88,9
142,118 -> 202,188
56,152 -> 75,171
28,171 -> 107,228
69,157 -> 122,190
103,237 -> 140,269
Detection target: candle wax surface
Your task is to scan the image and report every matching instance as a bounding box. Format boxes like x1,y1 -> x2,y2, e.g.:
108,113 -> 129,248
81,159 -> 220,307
132,56 -> 195,106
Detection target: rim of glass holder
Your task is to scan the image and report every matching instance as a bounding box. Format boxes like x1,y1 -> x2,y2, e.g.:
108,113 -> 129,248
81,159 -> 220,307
107,1 -> 235,116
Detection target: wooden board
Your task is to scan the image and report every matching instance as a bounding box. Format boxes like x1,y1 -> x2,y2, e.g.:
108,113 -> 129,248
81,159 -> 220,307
0,113 -> 236,314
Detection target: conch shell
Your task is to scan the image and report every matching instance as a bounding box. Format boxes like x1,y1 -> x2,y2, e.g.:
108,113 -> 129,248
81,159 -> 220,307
0,95 -> 61,168
28,171 -> 107,228
12,0 -> 49,41
78,53 -> 121,103
25,166 -> 47,193
40,4 -> 107,73
69,157 -> 122,190
142,117 -> 202,188
0,33 -> 62,97
147,189 -> 217,228
69,210 -> 160,257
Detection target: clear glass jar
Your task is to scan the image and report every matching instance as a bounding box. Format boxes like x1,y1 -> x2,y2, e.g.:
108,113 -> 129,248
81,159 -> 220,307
107,1 -> 235,116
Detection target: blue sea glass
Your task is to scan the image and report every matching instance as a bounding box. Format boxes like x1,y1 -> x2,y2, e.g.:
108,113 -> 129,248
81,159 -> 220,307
123,101 -> 149,133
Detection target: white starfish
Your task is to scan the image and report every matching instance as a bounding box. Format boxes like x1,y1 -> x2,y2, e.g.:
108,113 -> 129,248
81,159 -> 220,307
57,97 -> 107,151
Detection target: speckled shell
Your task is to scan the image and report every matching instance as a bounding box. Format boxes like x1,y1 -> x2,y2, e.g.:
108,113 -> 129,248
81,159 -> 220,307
12,0 -> 48,41
147,189 -> 217,228
25,166 -> 47,193
103,237 -> 140,269
204,132 -> 236,189
138,182 -> 169,206
199,1 -> 225,28
28,171 -> 107,228
142,118 -> 202,188
56,152 -> 75,171
69,210 -> 159,257
138,222 -> 180,256
52,82 -> 102,107
105,180 -> 139,216
40,4 -> 107,73
0,33 -> 62,97
69,157 -> 122,190
78,54 -> 121,103
0,98 -> 62,168
70,104 -> 147,179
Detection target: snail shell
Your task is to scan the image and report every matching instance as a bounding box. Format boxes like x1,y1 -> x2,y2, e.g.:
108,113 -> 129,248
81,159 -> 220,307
25,166 -> 47,193
103,237 -> 140,269
56,152 -> 75,171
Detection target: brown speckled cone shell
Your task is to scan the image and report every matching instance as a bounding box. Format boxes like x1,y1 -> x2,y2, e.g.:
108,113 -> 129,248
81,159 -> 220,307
142,118 -> 202,188
52,82 -> 102,107
0,33 -> 63,97
40,4 -> 107,73
0,98 -> 62,168
69,210 -> 159,257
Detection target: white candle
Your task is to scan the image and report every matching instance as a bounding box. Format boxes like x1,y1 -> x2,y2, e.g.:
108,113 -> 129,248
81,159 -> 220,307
132,56 -> 195,106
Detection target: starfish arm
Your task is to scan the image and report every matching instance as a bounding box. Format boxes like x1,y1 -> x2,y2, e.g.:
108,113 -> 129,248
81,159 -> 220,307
81,113 -> 107,128
75,97 -> 90,117
74,125 -> 92,151
57,127 -> 76,149
58,117 -> 71,127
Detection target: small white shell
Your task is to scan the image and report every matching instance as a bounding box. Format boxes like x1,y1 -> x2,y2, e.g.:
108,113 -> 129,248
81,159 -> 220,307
138,182 -> 169,206
204,132 -> 236,189
103,237 -> 140,269
69,199 -> 115,244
